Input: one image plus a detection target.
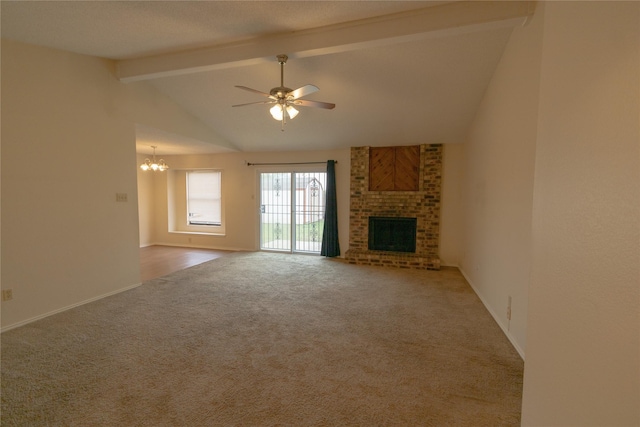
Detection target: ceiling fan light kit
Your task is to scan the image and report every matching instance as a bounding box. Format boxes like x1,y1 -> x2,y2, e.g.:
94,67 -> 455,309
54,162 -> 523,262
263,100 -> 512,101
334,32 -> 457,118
233,54 -> 335,131
270,104 -> 299,121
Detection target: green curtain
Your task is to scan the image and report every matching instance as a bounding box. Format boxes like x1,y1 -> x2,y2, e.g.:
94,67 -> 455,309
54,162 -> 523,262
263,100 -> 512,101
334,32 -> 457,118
321,160 -> 340,257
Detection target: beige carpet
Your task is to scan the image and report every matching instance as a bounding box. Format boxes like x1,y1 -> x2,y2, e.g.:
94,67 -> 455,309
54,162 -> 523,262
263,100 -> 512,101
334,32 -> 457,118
1,252 -> 523,426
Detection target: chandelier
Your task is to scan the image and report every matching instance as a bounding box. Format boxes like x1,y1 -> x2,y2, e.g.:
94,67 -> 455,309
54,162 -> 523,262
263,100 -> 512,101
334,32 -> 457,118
140,146 -> 169,171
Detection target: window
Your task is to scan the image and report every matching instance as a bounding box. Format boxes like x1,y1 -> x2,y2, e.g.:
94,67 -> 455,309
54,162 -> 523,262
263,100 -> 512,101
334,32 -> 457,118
187,171 -> 221,226
166,169 -> 224,235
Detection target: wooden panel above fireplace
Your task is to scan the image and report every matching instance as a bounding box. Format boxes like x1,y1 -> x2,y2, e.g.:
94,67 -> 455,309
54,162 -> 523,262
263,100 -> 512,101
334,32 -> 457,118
369,145 -> 420,191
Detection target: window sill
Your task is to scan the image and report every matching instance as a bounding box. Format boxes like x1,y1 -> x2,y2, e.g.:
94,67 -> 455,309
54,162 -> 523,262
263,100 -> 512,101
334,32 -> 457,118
169,231 -> 226,237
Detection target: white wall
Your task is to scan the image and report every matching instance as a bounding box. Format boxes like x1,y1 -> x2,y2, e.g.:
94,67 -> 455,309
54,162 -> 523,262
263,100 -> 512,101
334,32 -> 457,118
0,39 -> 231,329
459,3 -> 544,357
440,143 -> 463,267
136,154 -> 155,247
139,150 -> 352,255
1,40 -> 140,329
522,2 -> 639,425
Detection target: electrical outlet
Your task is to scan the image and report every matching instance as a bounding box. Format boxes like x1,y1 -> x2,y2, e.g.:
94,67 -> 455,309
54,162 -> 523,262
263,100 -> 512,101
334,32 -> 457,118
116,193 -> 128,202
2,289 -> 13,301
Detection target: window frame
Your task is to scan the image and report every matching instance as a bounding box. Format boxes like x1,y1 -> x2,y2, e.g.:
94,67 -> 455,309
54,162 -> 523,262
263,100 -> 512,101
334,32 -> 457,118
167,169 -> 225,236
186,170 -> 222,227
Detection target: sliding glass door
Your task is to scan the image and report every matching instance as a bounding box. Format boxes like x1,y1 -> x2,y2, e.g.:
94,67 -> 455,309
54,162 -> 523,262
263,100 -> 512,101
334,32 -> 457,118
260,172 -> 326,253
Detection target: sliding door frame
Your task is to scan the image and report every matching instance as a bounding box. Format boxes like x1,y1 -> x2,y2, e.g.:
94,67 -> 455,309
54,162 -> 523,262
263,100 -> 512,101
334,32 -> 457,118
256,167 -> 327,254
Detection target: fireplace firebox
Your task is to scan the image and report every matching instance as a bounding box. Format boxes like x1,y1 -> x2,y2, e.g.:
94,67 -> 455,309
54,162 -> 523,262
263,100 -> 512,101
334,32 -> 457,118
368,217 -> 417,253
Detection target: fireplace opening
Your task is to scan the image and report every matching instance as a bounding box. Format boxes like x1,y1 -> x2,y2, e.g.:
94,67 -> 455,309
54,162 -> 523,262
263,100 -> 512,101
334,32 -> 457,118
368,217 -> 417,253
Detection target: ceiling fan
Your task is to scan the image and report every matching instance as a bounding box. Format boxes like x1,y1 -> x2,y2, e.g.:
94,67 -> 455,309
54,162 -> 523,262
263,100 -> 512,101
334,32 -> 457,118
232,54 -> 335,131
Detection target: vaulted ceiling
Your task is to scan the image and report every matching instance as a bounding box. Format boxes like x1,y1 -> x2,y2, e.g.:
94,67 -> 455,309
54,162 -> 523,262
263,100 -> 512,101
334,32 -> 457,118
1,1 -> 534,155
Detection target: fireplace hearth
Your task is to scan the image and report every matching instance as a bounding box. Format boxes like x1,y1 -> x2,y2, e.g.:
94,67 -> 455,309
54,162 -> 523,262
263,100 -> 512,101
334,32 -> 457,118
368,217 -> 417,253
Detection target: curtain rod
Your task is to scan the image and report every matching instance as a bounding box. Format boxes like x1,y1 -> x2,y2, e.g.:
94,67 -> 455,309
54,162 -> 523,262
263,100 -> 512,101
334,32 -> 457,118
246,161 -> 337,166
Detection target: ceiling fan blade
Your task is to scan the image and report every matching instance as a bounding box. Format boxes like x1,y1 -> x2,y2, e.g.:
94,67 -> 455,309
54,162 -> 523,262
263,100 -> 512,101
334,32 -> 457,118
293,99 -> 336,110
289,84 -> 319,100
232,100 -> 276,107
235,85 -> 275,99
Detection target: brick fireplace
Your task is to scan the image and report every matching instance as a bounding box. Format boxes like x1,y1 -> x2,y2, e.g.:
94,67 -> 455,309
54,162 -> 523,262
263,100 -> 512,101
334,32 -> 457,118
344,144 -> 442,270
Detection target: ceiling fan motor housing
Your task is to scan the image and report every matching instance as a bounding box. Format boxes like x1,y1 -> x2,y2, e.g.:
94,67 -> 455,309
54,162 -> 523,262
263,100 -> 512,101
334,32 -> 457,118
270,87 -> 293,100
276,54 -> 288,64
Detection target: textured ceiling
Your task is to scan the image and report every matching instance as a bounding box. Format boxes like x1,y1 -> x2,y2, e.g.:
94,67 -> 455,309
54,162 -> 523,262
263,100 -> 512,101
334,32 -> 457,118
1,1 -> 445,60
1,1 -> 528,155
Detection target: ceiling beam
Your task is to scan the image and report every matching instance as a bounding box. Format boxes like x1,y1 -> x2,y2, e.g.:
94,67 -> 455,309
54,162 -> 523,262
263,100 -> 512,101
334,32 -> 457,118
116,1 -> 535,83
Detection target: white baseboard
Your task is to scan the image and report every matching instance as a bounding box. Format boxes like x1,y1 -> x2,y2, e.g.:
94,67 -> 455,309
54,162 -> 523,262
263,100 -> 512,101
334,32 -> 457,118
458,267 -> 525,360
0,283 -> 142,333
440,262 -> 460,268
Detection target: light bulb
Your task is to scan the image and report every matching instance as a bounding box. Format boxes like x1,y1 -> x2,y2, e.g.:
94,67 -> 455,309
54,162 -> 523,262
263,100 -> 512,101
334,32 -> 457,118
270,105 -> 284,121
140,163 -> 150,171
286,106 -> 299,119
